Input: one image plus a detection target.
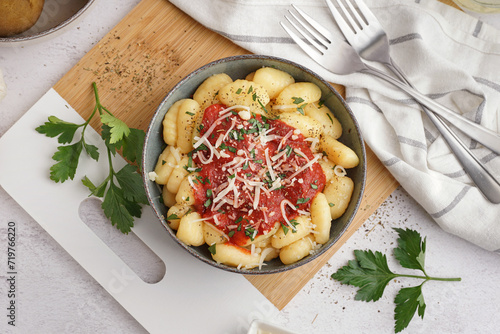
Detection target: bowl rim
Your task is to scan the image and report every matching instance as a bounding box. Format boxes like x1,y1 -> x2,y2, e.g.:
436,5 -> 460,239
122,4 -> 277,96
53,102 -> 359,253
142,54 -> 366,275
0,0 -> 96,44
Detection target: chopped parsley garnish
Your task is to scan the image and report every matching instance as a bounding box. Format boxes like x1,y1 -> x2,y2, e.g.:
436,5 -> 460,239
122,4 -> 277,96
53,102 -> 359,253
281,219 -> 299,235
297,103 -> 307,115
208,243 -> 217,255
326,113 -> 334,124
297,197 -> 310,205
245,226 -> 256,240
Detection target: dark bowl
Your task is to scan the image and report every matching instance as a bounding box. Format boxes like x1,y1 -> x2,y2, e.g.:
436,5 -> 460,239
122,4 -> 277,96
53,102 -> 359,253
0,0 -> 96,46
142,55 -> 366,275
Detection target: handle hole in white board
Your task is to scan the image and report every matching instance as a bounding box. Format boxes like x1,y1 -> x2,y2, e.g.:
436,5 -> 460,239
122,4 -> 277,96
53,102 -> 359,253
78,197 -> 166,284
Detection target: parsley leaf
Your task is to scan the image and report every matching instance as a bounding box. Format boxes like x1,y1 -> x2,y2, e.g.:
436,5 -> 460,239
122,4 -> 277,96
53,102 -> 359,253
394,284 -> 426,333
393,227 -> 427,274
38,82 -> 147,234
208,243 -> 217,255
333,250 -> 395,302
49,141 -> 83,182
36,116 -> 82,144
331,228 -> 460,333
100,113 -> 131,144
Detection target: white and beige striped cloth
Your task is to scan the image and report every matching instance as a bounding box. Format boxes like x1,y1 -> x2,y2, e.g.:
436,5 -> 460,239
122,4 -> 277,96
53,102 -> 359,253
169,0 -> 500,252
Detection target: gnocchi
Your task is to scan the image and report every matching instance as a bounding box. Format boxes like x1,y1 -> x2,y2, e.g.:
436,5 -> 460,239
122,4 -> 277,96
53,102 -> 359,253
151,67 -> 360,270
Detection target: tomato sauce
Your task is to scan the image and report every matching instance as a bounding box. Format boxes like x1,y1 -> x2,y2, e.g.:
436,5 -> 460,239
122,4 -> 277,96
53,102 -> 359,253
191,104 -> 326,246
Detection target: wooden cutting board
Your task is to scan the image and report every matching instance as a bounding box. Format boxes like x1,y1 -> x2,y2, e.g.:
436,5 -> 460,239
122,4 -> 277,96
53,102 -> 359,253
51,0 -> 442,310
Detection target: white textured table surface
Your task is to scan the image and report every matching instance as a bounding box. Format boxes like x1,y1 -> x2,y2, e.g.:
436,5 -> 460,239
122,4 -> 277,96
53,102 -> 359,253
1,1 -> 500,333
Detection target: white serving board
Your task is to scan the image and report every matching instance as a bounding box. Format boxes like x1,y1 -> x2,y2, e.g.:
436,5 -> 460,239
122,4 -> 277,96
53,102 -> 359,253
0,89 -> 277,333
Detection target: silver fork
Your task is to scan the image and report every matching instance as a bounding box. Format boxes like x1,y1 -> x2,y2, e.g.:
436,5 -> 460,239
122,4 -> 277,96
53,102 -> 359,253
280,6 -> 500,203
283,5 -> 500,156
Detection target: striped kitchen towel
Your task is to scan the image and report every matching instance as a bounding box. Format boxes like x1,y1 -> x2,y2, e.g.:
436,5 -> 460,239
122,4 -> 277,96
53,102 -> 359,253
169,0 -> 500,252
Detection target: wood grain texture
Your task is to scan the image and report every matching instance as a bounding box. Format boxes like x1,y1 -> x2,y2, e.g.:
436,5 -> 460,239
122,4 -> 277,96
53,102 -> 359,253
51,0 -> 421,310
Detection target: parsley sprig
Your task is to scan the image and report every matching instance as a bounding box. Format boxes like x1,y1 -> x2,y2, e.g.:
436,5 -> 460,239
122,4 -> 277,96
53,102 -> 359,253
36,82 -> 148,234
331,228 -> 460,333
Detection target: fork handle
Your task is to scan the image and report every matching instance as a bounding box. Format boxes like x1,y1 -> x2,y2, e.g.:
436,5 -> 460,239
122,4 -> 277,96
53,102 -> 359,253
364,65 -> 500,155
363,65 -> 500,204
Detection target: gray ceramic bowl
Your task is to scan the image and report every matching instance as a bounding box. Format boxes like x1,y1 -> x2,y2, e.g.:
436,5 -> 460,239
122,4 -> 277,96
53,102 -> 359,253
0,0 -> 96,46
142,55 -> 366,275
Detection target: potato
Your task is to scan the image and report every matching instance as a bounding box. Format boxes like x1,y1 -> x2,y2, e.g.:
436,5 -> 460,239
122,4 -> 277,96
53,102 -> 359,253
241,222 -> 280,247
320,135 -> 359,168
310,193 -> 332,244
191,109 -> 205,145
211,243 -> 261,269
176,212 -> 204,246
162,100 -> 185,146
203,223 -> 227,246
279,235 -> 315,265
193,73 -> 233,111
271,216 -> 312,249
176,99 -> 201,154
166,204 -> 192,230
175,175 -> 196,205
275,82 -> 322,113
304,103 -> 342,139
245,72 -> 255,81
162,186 -> 177,207
318,158 -> 336,184
218,79 -> 270,114
153,147 -> 177,185
260,247 -> 280,262
0,0 -> 45,37
166,156 -> 190,194
278,112 -> 322,138
323,175 -> 354,219
252,67 -> 295,99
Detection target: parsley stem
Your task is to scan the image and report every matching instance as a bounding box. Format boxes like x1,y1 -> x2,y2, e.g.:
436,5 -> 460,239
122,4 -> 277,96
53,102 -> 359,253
92,82 -> 114,116
396,274 -> 461,282
106,145 -> 115,180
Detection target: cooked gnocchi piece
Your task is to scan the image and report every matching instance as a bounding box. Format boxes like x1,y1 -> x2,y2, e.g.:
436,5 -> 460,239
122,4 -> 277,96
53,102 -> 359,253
274,82 -> 322,113
211,243 -> 261,269
279,235 -> 316,265
320,135 -> 360,169
323,175 -> 354,219
176,212 -> 205,246
166,203 -> 192,230
310,193 -> 332,244
271,216 -> 313,249
163,99 -> 186,146
278,112 -> 322,138
304,103 -> 342,139
218,79 -> 270,114
193,73 -> 233,111
176,99 -> 201,154
153,146 -> 177,185
252,67 -> 295,99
